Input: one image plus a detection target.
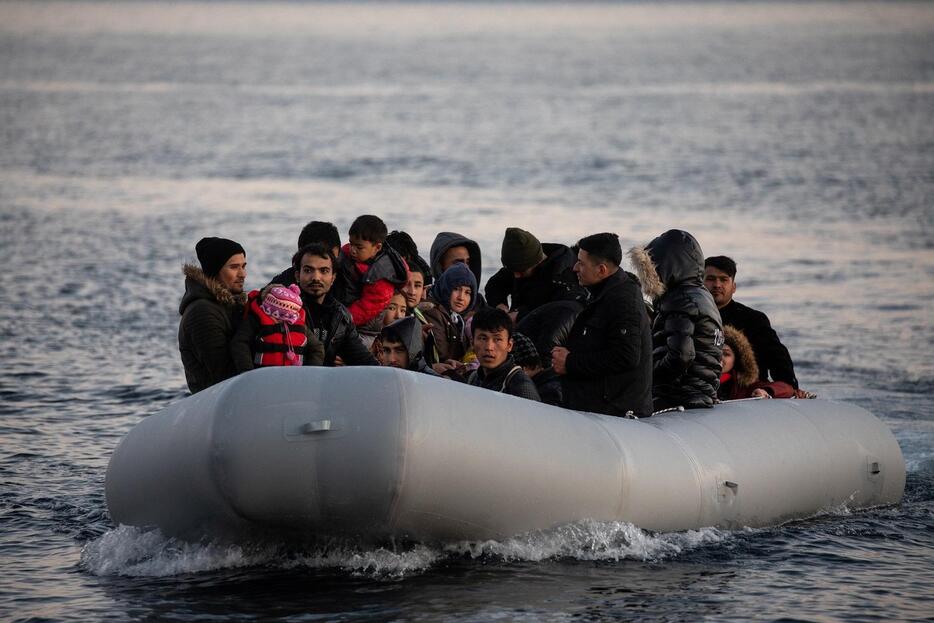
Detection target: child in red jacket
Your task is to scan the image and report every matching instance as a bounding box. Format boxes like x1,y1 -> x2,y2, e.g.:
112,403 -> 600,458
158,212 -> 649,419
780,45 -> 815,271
338,215 -> 409,326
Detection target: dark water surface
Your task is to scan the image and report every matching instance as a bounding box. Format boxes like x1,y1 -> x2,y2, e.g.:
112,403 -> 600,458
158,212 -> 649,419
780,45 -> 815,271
1,2 -> 933,621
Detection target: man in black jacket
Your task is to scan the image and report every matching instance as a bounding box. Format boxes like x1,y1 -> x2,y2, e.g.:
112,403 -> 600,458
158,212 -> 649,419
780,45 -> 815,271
485,227 -> 589,323
704,255 -> 798,388
178,237 -> 248,393
293,243 -> 378,367
551,233 -> 653,418
468,308 -> 541,402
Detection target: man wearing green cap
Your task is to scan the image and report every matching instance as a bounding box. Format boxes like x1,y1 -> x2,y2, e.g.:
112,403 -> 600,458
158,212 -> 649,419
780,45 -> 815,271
485,227 -> 588,323
178,237 -> 248,394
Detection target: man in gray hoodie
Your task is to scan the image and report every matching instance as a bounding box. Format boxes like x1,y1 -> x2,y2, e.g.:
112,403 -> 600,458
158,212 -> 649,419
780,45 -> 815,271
379,316 -> 438,375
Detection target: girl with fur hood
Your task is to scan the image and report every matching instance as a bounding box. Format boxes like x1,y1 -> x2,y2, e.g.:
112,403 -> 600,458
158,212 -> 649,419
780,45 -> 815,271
720,326 -> 814,400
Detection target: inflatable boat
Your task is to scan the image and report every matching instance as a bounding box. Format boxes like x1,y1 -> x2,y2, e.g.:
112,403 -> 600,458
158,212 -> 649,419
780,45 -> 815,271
106,367 -> 905,541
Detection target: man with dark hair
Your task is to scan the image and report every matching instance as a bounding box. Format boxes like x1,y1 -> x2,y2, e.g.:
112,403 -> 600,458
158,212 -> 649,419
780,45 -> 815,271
293,243 -> 378,367
299,221 -> 341,259
379,316 -> 438,375
178,237 -> 248,393
704,255 -> 798,388
485,227 -> 588,323
268,220 -> 344,298
468,307 -> 540,402
551,233 -> 653,417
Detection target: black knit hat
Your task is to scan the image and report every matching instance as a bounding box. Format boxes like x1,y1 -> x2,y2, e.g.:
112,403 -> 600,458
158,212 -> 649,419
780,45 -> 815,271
511,332 -> 541,369
196,237 -> 245,277
501,227 -> 546,273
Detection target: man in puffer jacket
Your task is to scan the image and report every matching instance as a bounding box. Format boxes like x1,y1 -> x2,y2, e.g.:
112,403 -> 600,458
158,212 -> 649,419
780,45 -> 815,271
630,229 -> 723,410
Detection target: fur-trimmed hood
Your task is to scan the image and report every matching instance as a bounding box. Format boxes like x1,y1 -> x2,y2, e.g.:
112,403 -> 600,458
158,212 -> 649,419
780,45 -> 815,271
630,230 -> 705,301
627,246 -> 666,301
723,325 -> 759,386
179,263 -> 247,314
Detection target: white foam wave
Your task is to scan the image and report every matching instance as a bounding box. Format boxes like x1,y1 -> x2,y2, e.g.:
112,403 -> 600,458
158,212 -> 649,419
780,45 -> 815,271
81,520 -> 733,579
446,519 -> 732,563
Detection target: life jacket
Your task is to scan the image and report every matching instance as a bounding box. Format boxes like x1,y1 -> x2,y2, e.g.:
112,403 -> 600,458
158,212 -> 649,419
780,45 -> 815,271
247,292 -> 308,367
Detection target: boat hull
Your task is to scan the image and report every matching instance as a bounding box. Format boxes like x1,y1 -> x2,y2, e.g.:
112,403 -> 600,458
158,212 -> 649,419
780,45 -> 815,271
105,367 -> 905,540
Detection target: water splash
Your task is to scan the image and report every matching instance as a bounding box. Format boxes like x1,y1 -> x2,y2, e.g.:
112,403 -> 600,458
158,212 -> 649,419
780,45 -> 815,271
80,520 -> 733,580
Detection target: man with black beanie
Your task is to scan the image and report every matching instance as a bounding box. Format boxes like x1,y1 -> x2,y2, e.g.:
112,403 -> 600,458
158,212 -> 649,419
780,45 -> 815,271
485,227 -> 588,323
178,237 -> 248,393
551,233 -> 653,418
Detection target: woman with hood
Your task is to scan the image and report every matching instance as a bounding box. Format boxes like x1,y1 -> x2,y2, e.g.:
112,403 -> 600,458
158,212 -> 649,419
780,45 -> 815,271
630,229 -> 723,411
720,326 -> 814,400
417,262 -> 478,376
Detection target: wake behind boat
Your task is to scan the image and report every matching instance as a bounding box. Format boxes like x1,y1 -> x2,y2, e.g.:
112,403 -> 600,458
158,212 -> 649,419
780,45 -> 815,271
105,367 -> 905,541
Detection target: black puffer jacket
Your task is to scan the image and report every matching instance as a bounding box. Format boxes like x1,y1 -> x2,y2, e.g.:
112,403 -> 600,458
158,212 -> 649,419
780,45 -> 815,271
516,300 -> 584,365
303,293 -> 379,367
485,243 -> 589,322
562,269 -> 653,418
634,230 -> 723,410
178,264 -> 246,394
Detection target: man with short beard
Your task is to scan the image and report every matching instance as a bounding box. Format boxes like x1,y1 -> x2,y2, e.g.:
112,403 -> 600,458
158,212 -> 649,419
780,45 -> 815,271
293,243 -> 378,367
178,237 -> 248,393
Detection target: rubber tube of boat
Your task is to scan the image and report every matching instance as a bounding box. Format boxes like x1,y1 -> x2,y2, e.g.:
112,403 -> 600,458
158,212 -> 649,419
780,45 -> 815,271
106,367 -> 905,540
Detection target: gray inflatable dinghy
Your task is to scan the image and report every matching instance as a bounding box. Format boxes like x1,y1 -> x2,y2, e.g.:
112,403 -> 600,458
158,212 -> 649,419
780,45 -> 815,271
106,367 -> 905,540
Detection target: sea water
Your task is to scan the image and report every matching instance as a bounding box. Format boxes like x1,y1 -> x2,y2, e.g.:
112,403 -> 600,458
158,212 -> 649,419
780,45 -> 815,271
0,1 -> 932,620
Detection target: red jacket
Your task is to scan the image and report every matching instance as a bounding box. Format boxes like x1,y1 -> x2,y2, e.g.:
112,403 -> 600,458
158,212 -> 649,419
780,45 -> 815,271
718,373 -> 796,400
339,243 -> 408,326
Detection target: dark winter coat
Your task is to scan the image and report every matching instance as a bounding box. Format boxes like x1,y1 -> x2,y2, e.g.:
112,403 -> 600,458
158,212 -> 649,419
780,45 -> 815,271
303,292 -> 379,367
485,243 -> 589,322
634,230 -> 723,411
468,356 -> 541,402
531,367 -> 563,407
719,300 -> 798,388
178,264 -> 246,394
516,300 -> 584,364
562,269 -> 654,418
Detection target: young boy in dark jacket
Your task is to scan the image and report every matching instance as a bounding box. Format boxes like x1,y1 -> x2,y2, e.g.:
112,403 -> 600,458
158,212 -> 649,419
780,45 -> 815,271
467,307 -> 541,402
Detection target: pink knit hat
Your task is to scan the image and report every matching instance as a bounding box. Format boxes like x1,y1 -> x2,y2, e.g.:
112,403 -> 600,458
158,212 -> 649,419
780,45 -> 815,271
260,284 -> 303,325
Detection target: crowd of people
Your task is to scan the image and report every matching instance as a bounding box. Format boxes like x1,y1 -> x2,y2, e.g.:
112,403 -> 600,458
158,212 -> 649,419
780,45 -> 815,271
178,215 -> 812,417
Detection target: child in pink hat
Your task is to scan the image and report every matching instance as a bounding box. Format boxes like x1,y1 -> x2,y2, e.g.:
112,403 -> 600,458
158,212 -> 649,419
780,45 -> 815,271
231,284 -> 324,371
